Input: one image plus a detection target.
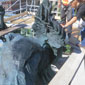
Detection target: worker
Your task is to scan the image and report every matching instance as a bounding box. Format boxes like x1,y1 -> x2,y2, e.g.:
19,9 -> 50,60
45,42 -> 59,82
63,0 -> 85,47
58,0 -> 74,38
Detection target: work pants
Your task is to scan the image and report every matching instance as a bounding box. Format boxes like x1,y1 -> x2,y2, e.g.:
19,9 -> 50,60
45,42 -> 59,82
60,5 -> 73,34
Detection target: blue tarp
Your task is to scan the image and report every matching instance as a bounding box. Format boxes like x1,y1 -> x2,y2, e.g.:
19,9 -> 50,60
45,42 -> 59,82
81,38 -> 85,46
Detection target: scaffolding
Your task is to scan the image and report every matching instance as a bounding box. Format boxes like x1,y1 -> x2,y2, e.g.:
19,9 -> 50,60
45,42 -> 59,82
4,0 -> 39,14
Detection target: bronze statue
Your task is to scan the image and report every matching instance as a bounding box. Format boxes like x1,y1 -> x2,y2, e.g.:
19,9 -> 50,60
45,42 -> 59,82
0,4 -> 7,30
0,0 -> 66,85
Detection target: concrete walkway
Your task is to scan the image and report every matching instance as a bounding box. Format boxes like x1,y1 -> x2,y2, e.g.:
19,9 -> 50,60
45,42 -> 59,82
71,56 -> 85,85
49,47 -> 85,85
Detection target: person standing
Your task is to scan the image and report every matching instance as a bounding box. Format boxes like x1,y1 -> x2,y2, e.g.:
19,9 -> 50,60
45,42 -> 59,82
63,0 -> 85,47
58,0 -> 74,38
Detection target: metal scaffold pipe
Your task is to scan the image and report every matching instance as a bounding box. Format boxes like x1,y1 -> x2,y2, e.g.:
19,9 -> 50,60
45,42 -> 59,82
20,0 -> 22,13
26,0 -> 28,11
6,0 -> 19,11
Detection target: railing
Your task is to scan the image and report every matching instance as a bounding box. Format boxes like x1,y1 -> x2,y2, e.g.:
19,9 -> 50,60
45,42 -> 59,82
4,0 -> 60,18
5,0 -> 39,15
6,0 -> 20,11
49,47 -> 85,85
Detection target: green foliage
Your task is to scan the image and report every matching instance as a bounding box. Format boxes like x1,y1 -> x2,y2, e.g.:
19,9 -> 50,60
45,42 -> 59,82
63,44 -> 72,55
20,28 -> 34,37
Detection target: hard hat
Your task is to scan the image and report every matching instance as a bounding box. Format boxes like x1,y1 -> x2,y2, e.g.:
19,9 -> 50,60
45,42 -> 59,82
68,0 -> 74,4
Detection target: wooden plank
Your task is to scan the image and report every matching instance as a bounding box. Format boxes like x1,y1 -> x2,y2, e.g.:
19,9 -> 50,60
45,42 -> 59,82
0,25 -> 24,36
11,18 -> 27,24
24,17 -> 35,24
49,48 -> 85,85
4,11 -> 28,22
12,16 -> 34,24
0,27 -> 19,36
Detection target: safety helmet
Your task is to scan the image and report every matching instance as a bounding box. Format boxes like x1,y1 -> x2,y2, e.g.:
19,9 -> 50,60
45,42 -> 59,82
68,0 -> 74,4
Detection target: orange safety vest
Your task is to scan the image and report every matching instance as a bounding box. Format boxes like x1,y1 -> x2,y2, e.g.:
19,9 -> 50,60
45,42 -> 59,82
62,0 -> 69,6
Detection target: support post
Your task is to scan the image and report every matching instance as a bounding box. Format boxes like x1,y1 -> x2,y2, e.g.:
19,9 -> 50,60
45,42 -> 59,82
26,0 -> 28,11
20,0 -> 22,13
34,0 -> 35,13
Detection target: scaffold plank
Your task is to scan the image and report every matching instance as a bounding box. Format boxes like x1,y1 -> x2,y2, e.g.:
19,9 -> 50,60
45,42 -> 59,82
0,24 -> 26,36
4,11 -> 28,22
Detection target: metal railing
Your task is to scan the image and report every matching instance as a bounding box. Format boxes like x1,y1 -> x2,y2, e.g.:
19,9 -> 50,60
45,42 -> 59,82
6,0 -> 20,11
5,0 -> 39,15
